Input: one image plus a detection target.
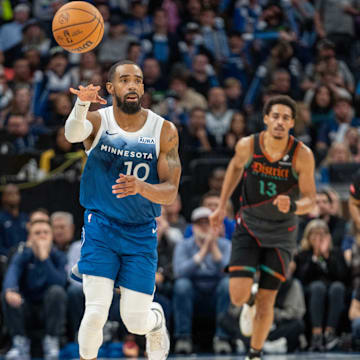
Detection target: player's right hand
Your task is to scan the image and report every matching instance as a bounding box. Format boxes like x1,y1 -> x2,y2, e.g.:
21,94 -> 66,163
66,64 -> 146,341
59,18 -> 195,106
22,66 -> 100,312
70,84 -> 107,104
209,207 -> 226,231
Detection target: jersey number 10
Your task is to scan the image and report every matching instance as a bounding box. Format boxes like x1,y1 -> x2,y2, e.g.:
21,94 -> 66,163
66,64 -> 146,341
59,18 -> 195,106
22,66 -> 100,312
124,161 -> 150,181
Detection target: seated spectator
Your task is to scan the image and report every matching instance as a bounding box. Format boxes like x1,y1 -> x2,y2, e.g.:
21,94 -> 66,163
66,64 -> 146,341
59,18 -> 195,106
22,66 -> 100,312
142,57 -> 168,95
124,0 -> 152,39
349,283 -> 360,351
20,19 -> 51,57
97,15 -> 137,66
188,53 -> 219,98
293,102 -> 312,147
0,66 -> 13,122
294,219 -> 349,351
47,92 -> 72,129
163,194 -> 188,234
318,142 -> 353,184
4,114 -> 42,154
32,47 -> 77,124
2,219 -> 67,359
223,111 -> 248,152
50,211 -> 75,253
7,58 -> 33,91
173,206 -> 231,354
223,77 -> 244,111
298,190 -> 348,248
69,51 -> 102,87
345,127 -> 360,162
179,107 -> 217,170
0,184 -> 28,257
316,97 -> 360,159
206,87 -> 234,146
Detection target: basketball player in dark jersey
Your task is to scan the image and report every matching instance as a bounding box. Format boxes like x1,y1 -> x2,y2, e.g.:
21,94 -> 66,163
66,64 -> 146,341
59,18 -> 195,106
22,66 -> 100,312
210,95 -> 316,360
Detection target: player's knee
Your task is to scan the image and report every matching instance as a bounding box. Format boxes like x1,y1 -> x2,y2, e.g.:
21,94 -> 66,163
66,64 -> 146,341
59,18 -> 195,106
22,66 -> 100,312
229,277 -> 252,306
121,311 -> 149,335
82,304 -> 108,330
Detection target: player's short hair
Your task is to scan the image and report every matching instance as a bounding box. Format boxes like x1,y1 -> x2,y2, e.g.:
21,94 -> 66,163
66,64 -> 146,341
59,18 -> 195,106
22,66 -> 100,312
107,60 -> 142,82
263,95 -> 297,119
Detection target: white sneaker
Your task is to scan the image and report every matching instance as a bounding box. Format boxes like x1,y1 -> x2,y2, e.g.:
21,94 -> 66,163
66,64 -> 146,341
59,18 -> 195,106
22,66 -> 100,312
239,303 -> 256,337
146,303 -> 170,360
42,335 -> 60,360
263,337 -> 287,354
5,335 -> 31,360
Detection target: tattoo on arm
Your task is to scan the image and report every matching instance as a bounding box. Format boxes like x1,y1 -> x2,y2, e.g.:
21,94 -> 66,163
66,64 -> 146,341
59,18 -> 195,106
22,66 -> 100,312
166,146 -> 181,172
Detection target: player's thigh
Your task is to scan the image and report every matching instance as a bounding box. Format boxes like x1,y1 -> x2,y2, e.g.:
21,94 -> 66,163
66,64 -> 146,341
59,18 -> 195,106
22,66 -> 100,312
79,211 -> 120,281
228,224 -> 261,304
117,221 -> 158,296
259,247 -> 291,290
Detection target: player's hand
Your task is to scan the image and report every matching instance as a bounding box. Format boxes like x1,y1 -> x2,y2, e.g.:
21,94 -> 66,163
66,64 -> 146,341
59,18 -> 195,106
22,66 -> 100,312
5,290 -> 23,308
69,84 -> 107,104
273,195 -> 291,213
209,207 -> 226,231
112,174 -> 142,198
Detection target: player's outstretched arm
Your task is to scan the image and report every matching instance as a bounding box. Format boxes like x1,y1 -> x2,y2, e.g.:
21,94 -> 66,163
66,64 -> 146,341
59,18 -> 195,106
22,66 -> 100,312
209,136 -> 252,230
112,121 -> 181,205
65,84 -> 106,149
293,144 -> 317,215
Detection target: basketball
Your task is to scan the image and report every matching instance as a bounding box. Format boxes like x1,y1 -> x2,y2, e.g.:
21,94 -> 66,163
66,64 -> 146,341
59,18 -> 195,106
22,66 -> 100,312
52,1 -> 104,53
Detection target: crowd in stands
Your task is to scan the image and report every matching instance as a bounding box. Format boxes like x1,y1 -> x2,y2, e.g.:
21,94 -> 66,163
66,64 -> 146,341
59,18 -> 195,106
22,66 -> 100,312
1,0 -> 360,358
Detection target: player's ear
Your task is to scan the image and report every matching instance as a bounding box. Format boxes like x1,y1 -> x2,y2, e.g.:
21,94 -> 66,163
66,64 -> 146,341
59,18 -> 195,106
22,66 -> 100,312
106,81 -> 113,95
263,114 -> 269,126
140,83 -> 144,96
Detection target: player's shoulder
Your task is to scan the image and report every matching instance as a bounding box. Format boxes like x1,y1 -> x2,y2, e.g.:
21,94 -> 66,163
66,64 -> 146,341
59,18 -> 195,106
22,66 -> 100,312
235,134 -> 254,152
295,141 -> 314,161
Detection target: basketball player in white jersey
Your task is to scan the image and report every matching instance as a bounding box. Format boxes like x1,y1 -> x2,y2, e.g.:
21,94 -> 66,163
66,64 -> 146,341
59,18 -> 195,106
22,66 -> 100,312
65,60 -> 181,360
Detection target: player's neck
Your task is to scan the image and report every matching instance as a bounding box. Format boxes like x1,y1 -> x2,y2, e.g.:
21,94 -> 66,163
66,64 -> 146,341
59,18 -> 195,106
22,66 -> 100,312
113,107 -> 148,132
263,131 -> 289,156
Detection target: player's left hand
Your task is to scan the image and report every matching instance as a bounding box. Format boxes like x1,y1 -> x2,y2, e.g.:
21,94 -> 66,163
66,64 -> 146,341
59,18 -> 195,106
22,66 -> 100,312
273,194 -> 291,213
112,173 -> 141,198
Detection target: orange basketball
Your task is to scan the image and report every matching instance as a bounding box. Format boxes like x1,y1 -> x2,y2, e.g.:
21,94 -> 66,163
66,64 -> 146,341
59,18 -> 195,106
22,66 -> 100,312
52,1 -> 104,53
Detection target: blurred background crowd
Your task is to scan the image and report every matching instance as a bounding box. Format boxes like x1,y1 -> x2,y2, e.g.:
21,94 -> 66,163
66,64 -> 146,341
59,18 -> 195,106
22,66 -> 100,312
1,0 -> 360,358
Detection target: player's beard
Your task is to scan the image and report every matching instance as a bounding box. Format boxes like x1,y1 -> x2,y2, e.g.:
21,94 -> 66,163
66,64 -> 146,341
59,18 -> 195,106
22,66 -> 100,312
114,94 -> 142,114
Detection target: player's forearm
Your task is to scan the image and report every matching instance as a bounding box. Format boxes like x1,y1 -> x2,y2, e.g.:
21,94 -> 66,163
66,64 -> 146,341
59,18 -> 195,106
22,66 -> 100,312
139,181 -> 178,205
294,195 -> 316,215
65,98 -> 93,143
219,159 -> 243,208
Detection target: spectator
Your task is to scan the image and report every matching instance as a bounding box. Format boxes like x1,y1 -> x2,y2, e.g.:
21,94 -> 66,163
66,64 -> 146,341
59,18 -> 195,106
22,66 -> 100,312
2,219 -> 67,360
179,107 -> 217,170
316,97 -> 360,157
0,3 -> 30,61
5,114 -> 40,154
345,127 -> 360,161
199,7 -> 230,63
98,14 -> 137,66
206,87 -> 234,146
178,22 -> 209,70
188,53 -> 219,98
349,168 -> 360,232
0,66 -> 13,119
293,102 -> 312,147
47,92 -> 72,129
70,51 -> 102,87
125,0 -> 152,39
184,190 -> 235,241
223,77 -> 243,111
318,142 -> 353,184
163,194 -> 188,234
127,41 -> 143,66
173,206 -> 231,354
50,211 -> 75,253
221,32 -> 251,91
20,19 -> 51,57
142,57 -> 168,95
0,184 -> 28,257
32,48 -> 76,124
294,219 -> 349,351
8,58 -> 32,91
223,111 -> 248,152
141,8 -> 180,71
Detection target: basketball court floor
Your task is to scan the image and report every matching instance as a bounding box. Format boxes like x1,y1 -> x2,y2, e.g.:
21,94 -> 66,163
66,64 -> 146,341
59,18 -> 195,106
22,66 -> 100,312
93,354 -> 360,360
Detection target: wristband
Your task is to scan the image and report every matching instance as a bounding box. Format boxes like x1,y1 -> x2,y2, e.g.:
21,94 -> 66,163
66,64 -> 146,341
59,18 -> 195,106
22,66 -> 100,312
289,200 -> 297,213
